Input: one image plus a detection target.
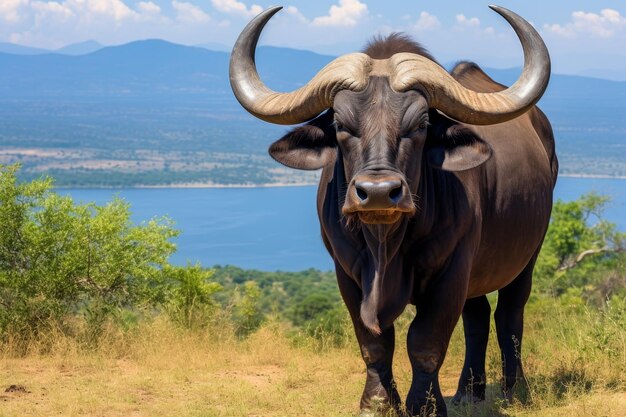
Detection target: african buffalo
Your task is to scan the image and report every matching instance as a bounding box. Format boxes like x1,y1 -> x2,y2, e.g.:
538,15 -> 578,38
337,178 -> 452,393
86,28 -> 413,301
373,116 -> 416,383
229,5 -> 557,416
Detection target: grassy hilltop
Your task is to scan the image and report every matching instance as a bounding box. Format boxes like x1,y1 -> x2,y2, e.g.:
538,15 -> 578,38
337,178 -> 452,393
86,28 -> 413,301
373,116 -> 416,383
0,166 -> 624,416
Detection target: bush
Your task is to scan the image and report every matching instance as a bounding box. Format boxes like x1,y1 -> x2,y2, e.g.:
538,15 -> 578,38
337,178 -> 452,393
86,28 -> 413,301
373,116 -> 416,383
0,164 -> 223,348
231,281 -> 263,337
163,264 -> 222,330
303,304 -> 352,349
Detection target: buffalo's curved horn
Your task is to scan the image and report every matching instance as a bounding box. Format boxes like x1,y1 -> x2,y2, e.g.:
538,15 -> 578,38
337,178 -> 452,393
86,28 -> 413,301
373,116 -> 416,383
391,5 -> 551,125
229,6 -> 371,125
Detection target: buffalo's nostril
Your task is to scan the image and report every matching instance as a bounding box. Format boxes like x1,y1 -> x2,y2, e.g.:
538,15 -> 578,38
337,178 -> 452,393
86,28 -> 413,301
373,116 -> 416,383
352,177 -> 405,210
389,185 -> 403,204
355,185 -> 368,202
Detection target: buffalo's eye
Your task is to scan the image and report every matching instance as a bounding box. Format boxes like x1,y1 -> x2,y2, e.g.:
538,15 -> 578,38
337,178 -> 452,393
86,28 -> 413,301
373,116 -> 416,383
334,120 -> 355,136
403,120 -> 428,138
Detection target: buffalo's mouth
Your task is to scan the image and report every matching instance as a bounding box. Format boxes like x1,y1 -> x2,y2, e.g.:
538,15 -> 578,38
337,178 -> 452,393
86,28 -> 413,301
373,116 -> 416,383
343,205 -> 415,225
357,210 -> 404,224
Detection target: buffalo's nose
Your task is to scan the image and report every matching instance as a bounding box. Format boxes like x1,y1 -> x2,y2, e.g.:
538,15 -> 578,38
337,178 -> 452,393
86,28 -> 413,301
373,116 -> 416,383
354,177 -> 404,209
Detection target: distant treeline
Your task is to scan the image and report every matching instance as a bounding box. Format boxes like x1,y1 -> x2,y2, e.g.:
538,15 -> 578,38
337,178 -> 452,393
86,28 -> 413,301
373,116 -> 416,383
1,92 -> 625,187
20,168 -> 277,187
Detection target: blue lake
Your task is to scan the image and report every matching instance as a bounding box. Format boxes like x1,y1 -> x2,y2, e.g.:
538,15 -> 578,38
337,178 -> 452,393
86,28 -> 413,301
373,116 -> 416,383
59,177 -> 626,271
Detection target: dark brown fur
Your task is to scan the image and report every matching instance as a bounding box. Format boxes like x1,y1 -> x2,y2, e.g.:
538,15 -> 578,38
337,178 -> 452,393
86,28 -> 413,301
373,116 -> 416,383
363,33 -> 439,63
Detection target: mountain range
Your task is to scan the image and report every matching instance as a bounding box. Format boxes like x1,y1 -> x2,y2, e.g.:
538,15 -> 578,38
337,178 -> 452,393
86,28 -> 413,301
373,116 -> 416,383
0,40 -> 104,56
0,40 -> 340,100
0,39 -> 624,107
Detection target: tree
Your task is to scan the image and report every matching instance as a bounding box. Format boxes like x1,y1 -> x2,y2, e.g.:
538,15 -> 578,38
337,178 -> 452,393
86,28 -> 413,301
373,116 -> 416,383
290,293 -> 337,327
0,164 -> 180,343
535,192 -> 625,302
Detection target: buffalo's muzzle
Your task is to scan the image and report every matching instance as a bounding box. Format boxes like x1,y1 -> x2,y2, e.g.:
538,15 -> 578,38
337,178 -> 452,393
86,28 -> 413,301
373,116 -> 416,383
343,174 -> 415,223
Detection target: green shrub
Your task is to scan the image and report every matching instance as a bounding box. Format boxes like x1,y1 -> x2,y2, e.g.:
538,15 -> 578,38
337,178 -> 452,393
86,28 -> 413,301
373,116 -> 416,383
0,164 -> 223,347
232,281 -> 263,337
163,264 -> 221,330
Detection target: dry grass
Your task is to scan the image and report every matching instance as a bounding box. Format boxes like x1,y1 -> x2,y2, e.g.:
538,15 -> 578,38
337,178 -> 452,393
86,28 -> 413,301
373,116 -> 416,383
0,302 -> 624,417
0,321 -> 364,417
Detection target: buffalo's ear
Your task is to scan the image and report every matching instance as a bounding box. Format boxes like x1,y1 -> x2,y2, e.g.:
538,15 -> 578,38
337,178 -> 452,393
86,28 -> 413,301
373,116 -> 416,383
268,110 -> 337,170
426,111 -> 492,171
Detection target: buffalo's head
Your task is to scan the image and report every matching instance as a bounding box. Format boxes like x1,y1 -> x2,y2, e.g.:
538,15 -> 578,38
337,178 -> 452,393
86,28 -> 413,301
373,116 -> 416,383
229,6 -> 550,226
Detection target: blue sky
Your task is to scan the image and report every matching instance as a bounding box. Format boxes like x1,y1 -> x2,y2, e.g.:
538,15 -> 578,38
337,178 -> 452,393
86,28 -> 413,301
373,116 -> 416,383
1,1 -> 625,78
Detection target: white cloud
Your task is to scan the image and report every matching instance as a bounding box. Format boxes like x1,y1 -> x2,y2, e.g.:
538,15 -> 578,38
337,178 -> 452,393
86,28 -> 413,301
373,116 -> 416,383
311,0 -> 368,27
543,23 -> 575,38
455,14 -> 480,29
285,5 -> 308,23
94,0 -> 136,20
27,0 -> 141,25
0,0 -> 29,24
0,0 -> 226,48
31,1 -> 74,23
173,1 -> 210,23
544,9 -> 626,38
451,13 -> 498,37
413,11 -> 440,31
137,1 -> 161,15
211,0 -> 262,18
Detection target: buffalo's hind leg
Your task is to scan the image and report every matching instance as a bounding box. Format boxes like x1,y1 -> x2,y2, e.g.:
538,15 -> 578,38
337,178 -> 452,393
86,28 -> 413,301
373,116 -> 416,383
335,266 -> 401,415
452,295 -> 491,404
494,254 -> 536,401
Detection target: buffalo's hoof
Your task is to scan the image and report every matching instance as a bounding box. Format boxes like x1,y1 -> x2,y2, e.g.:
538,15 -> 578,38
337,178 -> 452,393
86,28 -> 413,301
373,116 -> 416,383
501,378 -> 531,405
359,395 -> 399,417
359,409 -> 400,417
451,390 -> 485,405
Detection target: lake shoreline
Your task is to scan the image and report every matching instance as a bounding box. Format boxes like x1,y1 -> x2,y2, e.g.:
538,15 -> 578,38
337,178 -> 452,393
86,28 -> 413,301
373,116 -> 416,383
59,177 -> 626,271
54,173 -> 626,190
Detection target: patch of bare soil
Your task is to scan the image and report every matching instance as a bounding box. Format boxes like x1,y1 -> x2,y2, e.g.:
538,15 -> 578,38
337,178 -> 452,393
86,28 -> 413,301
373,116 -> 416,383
216,365 -> 282,388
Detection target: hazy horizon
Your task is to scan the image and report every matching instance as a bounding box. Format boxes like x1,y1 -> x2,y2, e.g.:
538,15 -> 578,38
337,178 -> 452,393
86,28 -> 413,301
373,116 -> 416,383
1,36 -> 625,82
1,1 -> 625,80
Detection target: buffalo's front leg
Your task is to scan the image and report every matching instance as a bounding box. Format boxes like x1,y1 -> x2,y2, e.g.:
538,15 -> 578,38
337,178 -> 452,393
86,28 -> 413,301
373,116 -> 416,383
335,266 -> 401,415
406,319 -> 455,417
356,323 -> 401,414
406,261 -> 469,416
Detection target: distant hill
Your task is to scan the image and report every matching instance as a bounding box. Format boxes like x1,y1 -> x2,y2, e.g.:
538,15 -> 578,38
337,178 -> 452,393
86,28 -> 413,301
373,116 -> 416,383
0,39 -> 624,186
0,39 -> 623,106
0,42 -> 49,55
196,42 -> 231,52
0,40 -> 337,99
577,68 -> 626,82
55,40 -> 103,55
